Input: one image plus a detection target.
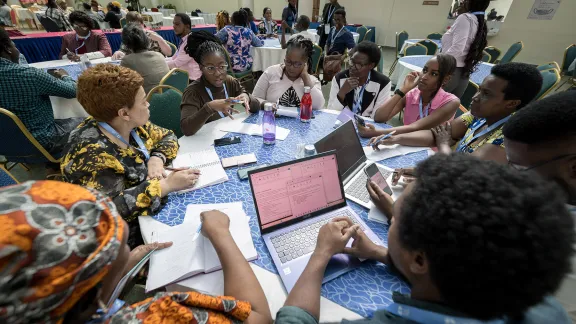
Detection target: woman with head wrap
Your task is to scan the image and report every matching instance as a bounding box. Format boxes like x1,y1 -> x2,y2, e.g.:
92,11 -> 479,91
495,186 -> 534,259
0,181 -> 272,323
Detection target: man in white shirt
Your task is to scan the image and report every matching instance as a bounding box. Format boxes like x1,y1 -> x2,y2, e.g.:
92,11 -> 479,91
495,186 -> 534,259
281,15 -> 315,49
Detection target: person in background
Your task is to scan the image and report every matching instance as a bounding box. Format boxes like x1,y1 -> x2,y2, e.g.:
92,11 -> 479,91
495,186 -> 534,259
126,5 -> 134,11
254,35 -> 324,110
82,2 -> 104,22
241,7 -> 258,35
166,13 -> 201,80
441,0 -> 490,97
280,14 -> 314,49
216,10 -> 263,73
281,0 -> 297,32
45,0 -> 73,31
104,1 -> 122,28
0,181 -> 273,324
61,64 -> 186,248
360,54 -> 460,138
111,11 -> 171,60
371,63 -> 542,163
57,0 -> 73,14
323,9 -> 355,83
0,29 -> 80,156
275,154 -> 574,324
258,7 -> 278,37
327,41 -> 391,119
59,11 -> 112,60
111,0 -> 127,17
180,31 -> 259,136
90,0 -> 104,19
0,0 -> 12,27
216,10 -> 230,31
319,0 -> 343,49
120,24 -> 169,93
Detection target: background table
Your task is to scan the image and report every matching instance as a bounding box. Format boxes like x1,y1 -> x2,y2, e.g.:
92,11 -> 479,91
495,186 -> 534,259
307,29 -> 360,45
143,11 -> 164,25
390,55 -> 493,86
158,8 -> 175,17
145,111 -> 429,320
163,15 -> 205,26
399,39 -> 442,54
251,38 -> 285,72
198,12 -> 217,25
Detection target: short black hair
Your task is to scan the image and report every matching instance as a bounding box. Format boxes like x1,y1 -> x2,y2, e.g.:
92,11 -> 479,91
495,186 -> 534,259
69,10 -> 94,29
503,91 -> 576,144
121,23 -> 149,53
490,62 -> 543,110
241,7 -> 253,18
334,8 -> 346,19
399,154 -> 574,320
355,41 -> 380,66
126,5 -> 133,11
232,9 -> 248,27
82,2 -> 91,10
262,6 -> 271,16
174,12 -> 191,28
296,15 -> 310,30
0,28 -> 11,53
433,53 -> 457,90
286,35 -> 314,74
184,30 -> 225,65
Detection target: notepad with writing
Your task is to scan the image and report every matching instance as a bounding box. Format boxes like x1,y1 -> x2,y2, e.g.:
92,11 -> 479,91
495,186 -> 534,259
146,202 -> 257,292
172,147 -> 229,191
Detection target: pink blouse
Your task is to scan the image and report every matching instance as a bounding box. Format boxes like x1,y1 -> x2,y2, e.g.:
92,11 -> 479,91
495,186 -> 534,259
403,87 -> 458,126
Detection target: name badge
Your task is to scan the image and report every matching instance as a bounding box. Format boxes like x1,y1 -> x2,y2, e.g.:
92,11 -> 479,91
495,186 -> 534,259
325,25 -> 331,34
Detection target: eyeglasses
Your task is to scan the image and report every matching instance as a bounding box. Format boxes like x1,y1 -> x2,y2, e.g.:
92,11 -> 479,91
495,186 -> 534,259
347,59 -> 369,71
284,59 -> 305,69
507,154 -> 576,171
201,64 -> 228,75
73,24 -> 89,31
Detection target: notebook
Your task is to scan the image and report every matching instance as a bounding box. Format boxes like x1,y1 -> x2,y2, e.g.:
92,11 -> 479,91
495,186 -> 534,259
146,202 -> 257,292
172,147 -> 229,191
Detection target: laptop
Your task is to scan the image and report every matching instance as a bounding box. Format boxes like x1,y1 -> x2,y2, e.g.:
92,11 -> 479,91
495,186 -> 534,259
315,120 -> 394,209
248,151 -> 384,293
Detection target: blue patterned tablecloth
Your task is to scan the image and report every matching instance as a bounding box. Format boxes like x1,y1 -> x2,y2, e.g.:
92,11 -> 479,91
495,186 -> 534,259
399,55 -> 493,85
152,111 -> 428,318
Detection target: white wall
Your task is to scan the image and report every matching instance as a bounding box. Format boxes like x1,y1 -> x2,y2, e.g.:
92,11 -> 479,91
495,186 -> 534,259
488,0 -> 513,21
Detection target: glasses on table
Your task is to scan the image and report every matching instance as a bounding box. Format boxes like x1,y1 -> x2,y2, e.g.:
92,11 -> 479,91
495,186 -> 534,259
507,154 -> 576,171
201,64 -> 228,75
73,24 -> 89,31
347,59 -> 369,71
284,59 -> 305,69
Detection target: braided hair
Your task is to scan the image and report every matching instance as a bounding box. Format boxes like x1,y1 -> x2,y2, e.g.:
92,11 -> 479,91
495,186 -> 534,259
184,30 -> 226,65
283,35 -> 314,78
462,0 -> 489,76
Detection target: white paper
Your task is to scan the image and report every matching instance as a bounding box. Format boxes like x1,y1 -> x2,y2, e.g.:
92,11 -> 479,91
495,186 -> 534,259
221,153 -> 258,168
219,123 -> 290,141
172,148 -> 229,192
368,202 -> 389,225
363,145 -> 431,162
528,0 -> 561,20
276,106 -> 299,118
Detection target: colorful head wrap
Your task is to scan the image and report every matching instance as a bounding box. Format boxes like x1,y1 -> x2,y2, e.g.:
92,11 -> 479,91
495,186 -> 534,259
111,1 -> 121,8
0,181 -> 124,323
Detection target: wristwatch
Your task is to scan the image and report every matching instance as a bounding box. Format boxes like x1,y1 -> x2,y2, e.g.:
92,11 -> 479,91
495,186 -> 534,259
394,88 -> 406,98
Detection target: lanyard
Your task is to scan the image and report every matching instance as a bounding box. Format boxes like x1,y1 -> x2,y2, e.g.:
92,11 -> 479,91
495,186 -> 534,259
205,84 -> 229,118
74,31 -> 91,54
331,26 -> 344,44
456,116 -> 510,153
470,11 -> 485,15
98,122 -> 150,161
419,96 -> 431,119
352,72 -> 371,114
264,19 -> 274,34
327,5 -> 336,22
386,302 -> 504,324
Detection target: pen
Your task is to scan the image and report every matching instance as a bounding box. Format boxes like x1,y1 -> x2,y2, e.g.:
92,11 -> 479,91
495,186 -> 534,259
192,223 -> 202,241
373,130 -> 397,146
165,167 -> 201,174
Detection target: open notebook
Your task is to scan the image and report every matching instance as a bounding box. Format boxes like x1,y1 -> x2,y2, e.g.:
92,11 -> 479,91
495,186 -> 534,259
172,147 -> 229,192
146,203 -> 257,292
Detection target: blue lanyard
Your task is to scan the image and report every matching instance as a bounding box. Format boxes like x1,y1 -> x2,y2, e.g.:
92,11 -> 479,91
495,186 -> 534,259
264,19 -> 273,34
327,5 -> 336,22
456,116 -> 510,153
86,299 -> 125,323
205,84 -> 228,118
331,26 -> 344,44
386,302 -> 504,324
419,96 -> 431,119
98,122 -> 150,161
470,11 -> 485,15
352,72 -> 371,114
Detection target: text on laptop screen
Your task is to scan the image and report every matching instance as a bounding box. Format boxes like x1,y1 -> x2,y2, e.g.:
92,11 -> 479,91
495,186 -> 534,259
250,154 -> 345,230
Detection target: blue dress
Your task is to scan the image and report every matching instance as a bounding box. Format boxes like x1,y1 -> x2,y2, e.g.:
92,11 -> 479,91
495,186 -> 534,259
216,26 -> 264,72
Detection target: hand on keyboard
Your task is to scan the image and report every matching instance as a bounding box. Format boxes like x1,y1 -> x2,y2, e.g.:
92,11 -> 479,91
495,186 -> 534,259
342,225 -> 388,262
315,217 -> 360,257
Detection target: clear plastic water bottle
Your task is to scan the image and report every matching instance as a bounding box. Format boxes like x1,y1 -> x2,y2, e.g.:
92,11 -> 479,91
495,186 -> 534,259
262,103 -> 276,145
300,86 -> 312,122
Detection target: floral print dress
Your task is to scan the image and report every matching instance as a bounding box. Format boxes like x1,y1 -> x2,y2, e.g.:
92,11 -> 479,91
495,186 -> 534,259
216,25 -> 263,73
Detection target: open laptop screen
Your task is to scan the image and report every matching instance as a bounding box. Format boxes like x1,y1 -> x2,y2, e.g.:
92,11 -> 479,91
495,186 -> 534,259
249,153 -> 345,231
314,120 -> 365,181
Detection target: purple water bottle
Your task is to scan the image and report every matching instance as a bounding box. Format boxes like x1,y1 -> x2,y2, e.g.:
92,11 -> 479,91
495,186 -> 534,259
262,103 -> 276,145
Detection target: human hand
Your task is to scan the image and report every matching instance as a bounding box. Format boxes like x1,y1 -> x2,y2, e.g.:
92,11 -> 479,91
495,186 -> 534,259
111,50 -> 125,60
66,52 -> 81,62
124,241 -> 173,275
357,123 -> 380,138
366,180 -> 394,220
340,77 -> 359,95
401,71 -> 421,92
431,123 -> 453,155
162,168 -> 201,193
343,226 -> 387,261
147,30 -> 162,42
229,94 -> 250,114
391,168 -> 416,186
200,210 -> 231,241
146,156 -> 166,180
47,68 -> 69,79
368,133 -> 400,150
207,99 -> 241,119
315,217 -> 359,257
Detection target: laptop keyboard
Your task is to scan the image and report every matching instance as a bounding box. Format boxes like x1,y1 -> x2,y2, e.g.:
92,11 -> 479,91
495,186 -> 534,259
345,165 -> 393,203
271,209 -> 366,264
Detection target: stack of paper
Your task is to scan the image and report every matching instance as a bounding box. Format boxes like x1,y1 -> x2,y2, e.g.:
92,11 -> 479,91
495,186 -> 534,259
363,145 -> 432,162
219,123 -> 290,141
172,147 -> 229,192
146,202 -> 257,292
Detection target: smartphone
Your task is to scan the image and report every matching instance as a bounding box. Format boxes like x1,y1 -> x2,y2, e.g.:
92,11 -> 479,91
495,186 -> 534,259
47,68 -> 57,73
228,99 -> 242,104
365,164 -> 393,195
354,114 -> 366,127
214,136 -> 241,147
238,164 -> 268,180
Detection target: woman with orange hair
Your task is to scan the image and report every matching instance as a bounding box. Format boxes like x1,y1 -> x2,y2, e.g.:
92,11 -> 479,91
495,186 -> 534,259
216,10 -> 230,31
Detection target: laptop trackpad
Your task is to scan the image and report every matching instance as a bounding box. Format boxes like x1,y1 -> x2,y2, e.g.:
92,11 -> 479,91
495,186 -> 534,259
322,254 -> 362,283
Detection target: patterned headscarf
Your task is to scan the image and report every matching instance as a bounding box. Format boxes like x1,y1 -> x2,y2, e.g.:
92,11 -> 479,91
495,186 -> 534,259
0,181 -> 124,323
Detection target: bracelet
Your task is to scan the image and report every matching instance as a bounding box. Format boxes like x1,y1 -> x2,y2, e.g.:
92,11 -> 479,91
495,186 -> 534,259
394,88 -> 405,98
150,152 -> 166,164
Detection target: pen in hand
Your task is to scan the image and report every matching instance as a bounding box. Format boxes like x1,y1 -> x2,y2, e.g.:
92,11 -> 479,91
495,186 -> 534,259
192,222 -> 202,241
165,167 -> 201,175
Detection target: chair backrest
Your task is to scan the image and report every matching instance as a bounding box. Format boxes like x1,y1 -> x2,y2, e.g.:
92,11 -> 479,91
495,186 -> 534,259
560,44 -> 576,74
141,14 -> 152,22
484,46 -> 501,63
146,85 -> 183,138
455,104 -> 469,118
499,41 -> 523,64
460,80 -> 479,109
159,68 -> 189,93
537,61 -> 560,72
0,166 -> 18,187
396,30 -> 409,56
356,26 -> 368,43
416,39 -> 438,55
11,5 -> 22,9
404,43 -> 427,56
0,108 -> 60,163
311,43 -> 323,74
363,29 -> 374,43
377,45 -> 385,73
120,17 -> 126,28
481,51 -> 491,63
536,68 -> 561,100
427,32 -> 443,40
166,41 -> 177,57
39,15 -> 61,32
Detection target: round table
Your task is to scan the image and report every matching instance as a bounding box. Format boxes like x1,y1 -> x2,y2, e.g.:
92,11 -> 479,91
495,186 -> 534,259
164,15 -> 205,26
390,55 -> 493,86
399,39 -> 442,55
143,11 -> 164,25
198,12 -> 216,25
250,38 -> 285,72
157,8 -> 175,17
307,29 -> 360,44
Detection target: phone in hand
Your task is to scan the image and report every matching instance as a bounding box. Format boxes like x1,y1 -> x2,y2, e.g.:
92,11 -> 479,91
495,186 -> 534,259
354,114 -> 366,127
214,136 -> 241,147
227,99 -> 242,104
238,164 -> 268,180
364,163 -> 393,195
